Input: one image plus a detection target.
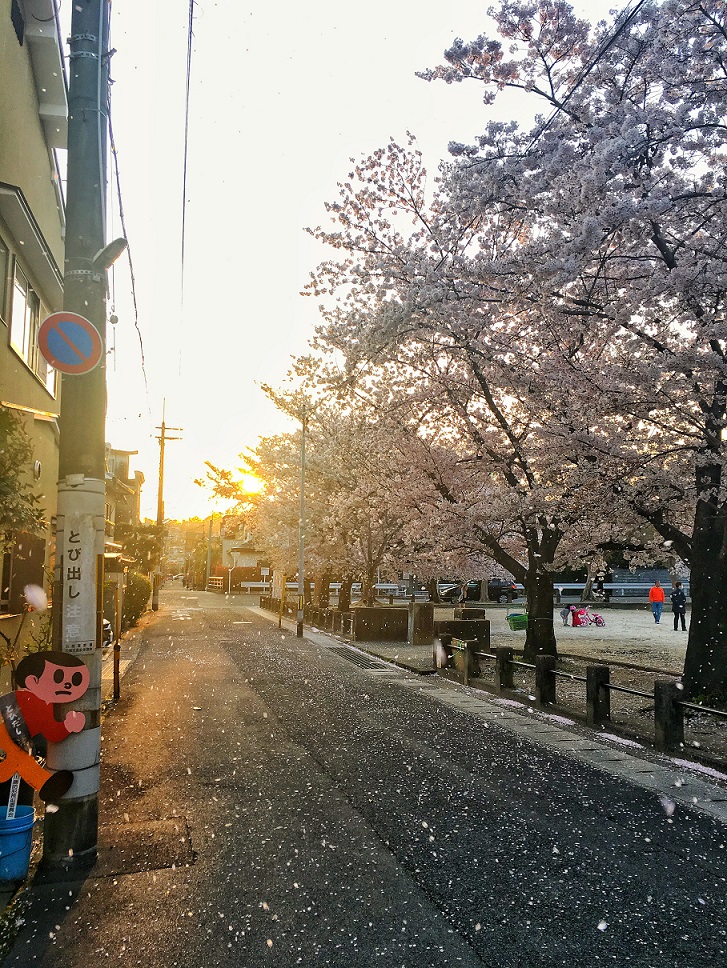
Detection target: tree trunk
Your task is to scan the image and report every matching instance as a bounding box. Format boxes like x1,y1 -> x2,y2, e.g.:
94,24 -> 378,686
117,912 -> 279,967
318,572 -> 331,608
682,473 -> 727,700
427,577 -> 441,604
337,577 -> 352,613
580,560 -> 599,603
523,572 -> 557,662
361,568 -> 378,606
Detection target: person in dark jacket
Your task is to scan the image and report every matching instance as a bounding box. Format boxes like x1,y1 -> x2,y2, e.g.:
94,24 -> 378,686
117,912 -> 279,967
670,581 -> 687,631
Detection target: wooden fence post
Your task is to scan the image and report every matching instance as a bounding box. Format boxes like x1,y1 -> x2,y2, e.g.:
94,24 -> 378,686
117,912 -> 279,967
587,665 -> 611,726
535,655 -> 556,705
462,639 -> 471,686
495,647 -> 514,692
654,680 -> 684,752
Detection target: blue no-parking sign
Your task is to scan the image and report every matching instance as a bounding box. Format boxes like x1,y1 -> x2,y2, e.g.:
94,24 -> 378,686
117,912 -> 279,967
38,312 -> 104,375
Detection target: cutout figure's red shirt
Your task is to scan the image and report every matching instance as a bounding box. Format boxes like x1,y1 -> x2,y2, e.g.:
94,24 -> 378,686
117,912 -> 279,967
15,691 -> 72,743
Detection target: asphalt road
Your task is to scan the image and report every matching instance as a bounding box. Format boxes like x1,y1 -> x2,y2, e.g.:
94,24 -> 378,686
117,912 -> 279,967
5,590 -> 726,966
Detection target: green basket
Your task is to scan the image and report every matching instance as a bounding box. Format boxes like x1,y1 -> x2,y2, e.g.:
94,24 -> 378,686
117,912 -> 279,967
507,610 -> 528,631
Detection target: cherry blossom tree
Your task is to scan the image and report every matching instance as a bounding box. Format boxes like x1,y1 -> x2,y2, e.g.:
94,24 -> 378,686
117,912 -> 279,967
307,0 -> 726,694
309,333 -> 642,659
416,0 -> 727,696
205,397 -> 409,607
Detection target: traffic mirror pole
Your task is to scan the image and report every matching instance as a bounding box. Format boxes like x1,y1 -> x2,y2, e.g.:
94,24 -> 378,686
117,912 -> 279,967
43,0 -> 112,872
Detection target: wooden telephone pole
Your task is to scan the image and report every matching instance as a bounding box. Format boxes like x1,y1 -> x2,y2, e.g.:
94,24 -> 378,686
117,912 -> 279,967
152,408 -> 182,611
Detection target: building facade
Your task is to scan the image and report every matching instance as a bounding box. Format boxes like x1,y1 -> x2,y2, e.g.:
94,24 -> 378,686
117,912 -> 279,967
0,1 -> 68,615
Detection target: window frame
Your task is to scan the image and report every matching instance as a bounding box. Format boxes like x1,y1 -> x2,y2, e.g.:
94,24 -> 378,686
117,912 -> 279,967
5,243 -> 57,397
0,236 -> 9,327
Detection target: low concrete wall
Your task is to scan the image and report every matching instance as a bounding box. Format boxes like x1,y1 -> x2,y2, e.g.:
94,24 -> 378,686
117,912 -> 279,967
453,607 -> 487,620
408,603 -> 434,645
352,607 -> 409,642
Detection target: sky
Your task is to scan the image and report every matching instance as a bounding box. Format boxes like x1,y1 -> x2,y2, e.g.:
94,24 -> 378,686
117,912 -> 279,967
96,0 -> 620,520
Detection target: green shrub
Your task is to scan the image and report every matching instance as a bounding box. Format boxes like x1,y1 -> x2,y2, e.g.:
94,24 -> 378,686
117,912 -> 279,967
122,572 -> 152,629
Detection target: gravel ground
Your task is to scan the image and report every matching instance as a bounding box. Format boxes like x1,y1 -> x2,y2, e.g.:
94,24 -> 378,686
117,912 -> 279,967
477,604 -> 689,674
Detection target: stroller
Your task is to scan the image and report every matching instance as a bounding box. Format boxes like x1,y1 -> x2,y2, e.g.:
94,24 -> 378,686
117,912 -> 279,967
566,605 -> 605,628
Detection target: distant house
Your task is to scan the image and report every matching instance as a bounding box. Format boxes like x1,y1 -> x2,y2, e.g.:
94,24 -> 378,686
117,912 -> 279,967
219,514 -> 263,589
105,446 -> 145,539
0,1 -> 67,614
103,446 -> 145,639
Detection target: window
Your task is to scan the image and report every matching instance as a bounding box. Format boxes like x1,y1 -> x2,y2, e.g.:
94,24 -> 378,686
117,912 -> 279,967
8,262 -> 56,395
0,533 -> 46,615
11,265 -> 38,365
0,237 -> 8,325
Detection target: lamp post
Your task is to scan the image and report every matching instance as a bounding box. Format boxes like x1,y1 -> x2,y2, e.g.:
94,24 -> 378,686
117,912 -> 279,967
296,413 -> 307,637
260,384 -> 319,639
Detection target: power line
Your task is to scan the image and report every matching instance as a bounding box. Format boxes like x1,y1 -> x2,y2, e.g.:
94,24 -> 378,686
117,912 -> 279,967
107,101 -> 150,410
526,0 -> 651,151
179,0 -> 196,376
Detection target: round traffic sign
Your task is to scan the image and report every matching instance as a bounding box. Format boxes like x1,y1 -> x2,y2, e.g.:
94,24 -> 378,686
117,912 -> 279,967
38,312 -> 104,375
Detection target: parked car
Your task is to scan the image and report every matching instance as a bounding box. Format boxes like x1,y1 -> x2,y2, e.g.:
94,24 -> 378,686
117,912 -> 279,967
102,619 -> 113,647
439,579 -> 520,604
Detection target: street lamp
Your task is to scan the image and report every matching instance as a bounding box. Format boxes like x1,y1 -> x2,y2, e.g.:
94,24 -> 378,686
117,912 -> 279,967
296,413 -> 307,637
260,384 -> 320,639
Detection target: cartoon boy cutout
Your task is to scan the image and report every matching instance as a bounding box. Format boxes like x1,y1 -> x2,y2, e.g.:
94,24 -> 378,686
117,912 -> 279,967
0,651 -> 89,803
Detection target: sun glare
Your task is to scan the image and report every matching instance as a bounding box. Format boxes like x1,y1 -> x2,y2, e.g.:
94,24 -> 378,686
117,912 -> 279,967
240,473 -> 264,494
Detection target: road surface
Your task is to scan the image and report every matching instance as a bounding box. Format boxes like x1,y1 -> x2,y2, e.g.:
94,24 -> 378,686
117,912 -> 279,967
5,589 -> 725,966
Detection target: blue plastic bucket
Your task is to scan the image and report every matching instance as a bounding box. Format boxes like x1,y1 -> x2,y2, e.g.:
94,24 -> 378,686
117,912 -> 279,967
0,806 -> 35,883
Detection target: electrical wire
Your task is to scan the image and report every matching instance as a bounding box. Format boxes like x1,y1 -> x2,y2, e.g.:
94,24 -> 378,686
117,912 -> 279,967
525,0 -> 651,151
108,99 -> 151,413
179,0 -> 196,376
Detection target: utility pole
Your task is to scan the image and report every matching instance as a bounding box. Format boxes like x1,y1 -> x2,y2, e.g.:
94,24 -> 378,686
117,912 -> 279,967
44,0 -> 121,872
152,408 -> 182,610
205,514 -> 214,589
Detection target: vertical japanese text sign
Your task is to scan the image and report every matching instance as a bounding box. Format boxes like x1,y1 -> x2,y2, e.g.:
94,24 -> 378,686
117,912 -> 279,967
62,513 -> 97,654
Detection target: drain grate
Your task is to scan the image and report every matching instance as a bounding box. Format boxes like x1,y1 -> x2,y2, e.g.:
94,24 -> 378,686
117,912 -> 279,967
326,646 -> 395,672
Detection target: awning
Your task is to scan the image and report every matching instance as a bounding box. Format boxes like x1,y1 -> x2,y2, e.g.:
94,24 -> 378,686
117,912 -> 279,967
0,183 -> 63,308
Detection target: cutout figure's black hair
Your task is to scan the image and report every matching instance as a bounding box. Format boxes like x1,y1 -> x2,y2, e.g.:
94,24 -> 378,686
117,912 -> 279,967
16,651 -> 86,688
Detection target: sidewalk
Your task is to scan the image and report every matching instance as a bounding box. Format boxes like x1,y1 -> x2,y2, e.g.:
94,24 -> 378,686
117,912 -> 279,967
255,606 -> 727,772
252,607 -> 727,830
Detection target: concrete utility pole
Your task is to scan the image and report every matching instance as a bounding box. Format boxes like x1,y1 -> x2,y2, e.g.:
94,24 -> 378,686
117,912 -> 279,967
151,410 -> 182,610
45,0 -> 116,871
205,514 -> 214,589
